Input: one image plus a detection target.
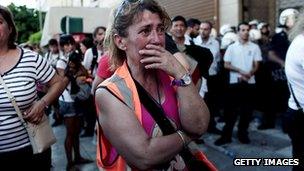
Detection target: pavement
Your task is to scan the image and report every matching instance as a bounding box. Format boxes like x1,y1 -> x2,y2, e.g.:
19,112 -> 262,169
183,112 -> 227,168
50,112 -> 293,171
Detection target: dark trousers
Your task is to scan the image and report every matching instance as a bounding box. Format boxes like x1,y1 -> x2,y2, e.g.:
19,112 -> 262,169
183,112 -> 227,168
221,83 -> 255,139
79,95 -> 97,135
283,108 -> 304,171
205,75 -> 221,130
264,80 -> 289,126
0,146 -> 52,170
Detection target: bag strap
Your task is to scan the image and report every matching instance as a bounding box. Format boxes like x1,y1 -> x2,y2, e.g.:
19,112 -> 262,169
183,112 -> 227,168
133,79 -> 176,135
0,75 -> 28,128
133,78 -> 213,171
288,83 -> 303,111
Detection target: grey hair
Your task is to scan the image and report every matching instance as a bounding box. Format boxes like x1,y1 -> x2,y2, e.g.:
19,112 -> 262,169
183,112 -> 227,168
289,11 -> 304,41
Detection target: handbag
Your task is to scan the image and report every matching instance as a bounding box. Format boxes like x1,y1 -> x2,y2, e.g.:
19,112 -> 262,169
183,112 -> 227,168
0,75 -> 56,154
133,79 -> 217,171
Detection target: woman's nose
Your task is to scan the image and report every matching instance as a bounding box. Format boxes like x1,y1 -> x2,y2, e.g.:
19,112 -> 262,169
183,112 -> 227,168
150,31 -> 162,45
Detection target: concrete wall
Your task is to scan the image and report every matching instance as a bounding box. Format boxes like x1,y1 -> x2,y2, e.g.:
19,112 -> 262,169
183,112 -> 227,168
278,0 -> 304,9
242,0 -> 276,30
219,0 -> 240,28
156,0 -> 216,23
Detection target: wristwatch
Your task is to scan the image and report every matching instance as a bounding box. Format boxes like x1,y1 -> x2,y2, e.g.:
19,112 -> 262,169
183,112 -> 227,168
171,73 -> 192,87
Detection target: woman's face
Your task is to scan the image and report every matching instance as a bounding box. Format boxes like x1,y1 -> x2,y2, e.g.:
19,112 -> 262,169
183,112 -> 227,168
80,43 -> 87,54
122,10 -> 165,63
68,61 -> 77,74
0,15 -> 11,45
63,43 -> 74,54
95,28 -> 105,45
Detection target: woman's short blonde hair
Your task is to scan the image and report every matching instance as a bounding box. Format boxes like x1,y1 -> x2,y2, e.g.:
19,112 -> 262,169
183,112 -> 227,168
104,0 -> 171,71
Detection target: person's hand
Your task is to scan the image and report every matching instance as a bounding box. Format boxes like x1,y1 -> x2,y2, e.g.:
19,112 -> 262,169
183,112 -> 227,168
23,100 -> 46,124
239,75 -> 249,82
239,70 -> 252,80
76,76 -> 87,84
139,44 -> 188,79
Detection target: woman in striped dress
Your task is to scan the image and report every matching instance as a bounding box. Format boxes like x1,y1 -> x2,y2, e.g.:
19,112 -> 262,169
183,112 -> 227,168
0,6 -> 65,170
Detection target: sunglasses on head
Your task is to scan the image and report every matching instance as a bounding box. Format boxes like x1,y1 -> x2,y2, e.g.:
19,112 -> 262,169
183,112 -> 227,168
114,0 -> 142,18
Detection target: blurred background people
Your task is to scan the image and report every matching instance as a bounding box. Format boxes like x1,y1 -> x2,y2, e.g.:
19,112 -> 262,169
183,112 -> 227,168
258,8 -> 299,130
194,20 -> 222,135
185,18 -> 201,44
215,22 -> 262,146
79,37 -> 93,61
59,50 -> 93,170
82,26 -> 106,77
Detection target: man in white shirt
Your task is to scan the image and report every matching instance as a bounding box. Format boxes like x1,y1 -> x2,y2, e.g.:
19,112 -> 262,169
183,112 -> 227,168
184,18 -> 201,45
82,26 -> 106,77
194,21 -> 222,134
194,21 -> 221,75
215,22 -> 262,146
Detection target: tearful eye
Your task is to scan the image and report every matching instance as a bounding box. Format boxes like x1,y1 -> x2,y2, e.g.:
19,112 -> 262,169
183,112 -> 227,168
140,28 -> 151,36
157,26 -> 165,34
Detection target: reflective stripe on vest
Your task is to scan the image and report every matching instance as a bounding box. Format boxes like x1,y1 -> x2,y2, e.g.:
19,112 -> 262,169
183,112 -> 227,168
110,75 -> 134,110
97,62 -> 142,171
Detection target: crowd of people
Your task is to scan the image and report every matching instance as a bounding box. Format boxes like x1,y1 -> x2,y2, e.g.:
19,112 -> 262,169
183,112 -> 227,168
0,0 -> 303,170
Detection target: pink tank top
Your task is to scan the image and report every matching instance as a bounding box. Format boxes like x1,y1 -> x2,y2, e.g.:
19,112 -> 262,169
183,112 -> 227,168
141,71 -> 180,137
108,71 -> 179,163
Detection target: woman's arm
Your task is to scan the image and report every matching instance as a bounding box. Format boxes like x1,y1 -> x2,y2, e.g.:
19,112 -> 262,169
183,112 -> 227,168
91,75 -> 105,94
139,44 -> 209,137
174,72 -> 209,137
42,73 -> 68,105
95,88 -> 190,170
24,73 -> 68,124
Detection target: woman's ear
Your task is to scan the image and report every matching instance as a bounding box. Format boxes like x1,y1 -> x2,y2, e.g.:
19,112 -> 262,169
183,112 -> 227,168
114,34 -> 127,50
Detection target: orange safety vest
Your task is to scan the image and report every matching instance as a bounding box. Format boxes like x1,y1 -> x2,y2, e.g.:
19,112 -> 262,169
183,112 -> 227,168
96,62 -> 217,171
96,62 -> 142,171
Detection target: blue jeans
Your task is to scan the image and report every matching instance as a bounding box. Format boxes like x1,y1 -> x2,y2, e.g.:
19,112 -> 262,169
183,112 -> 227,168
59,101 -> 78,118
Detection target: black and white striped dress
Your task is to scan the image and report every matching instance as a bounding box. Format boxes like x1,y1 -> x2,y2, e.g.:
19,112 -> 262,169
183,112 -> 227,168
0,48 -> 55,153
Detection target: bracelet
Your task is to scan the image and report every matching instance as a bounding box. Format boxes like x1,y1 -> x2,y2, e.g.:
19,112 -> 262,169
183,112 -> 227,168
176,130 -> 186,147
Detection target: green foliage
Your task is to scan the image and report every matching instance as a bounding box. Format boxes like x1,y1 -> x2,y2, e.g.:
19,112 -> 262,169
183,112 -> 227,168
7,3 -> 45,44
29,31 -> 42,44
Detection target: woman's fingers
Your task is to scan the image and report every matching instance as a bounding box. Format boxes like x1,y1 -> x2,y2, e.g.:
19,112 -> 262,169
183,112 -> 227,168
140,56 -> 161,64
144,63 -> 162,69
24,111 -> 43,124
139,49 -> 161,57
145,44 -> 165,52
23,103 -> 44,124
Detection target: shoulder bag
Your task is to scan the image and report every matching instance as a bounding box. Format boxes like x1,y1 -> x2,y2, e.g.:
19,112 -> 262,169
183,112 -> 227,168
0,75 -> 56,154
